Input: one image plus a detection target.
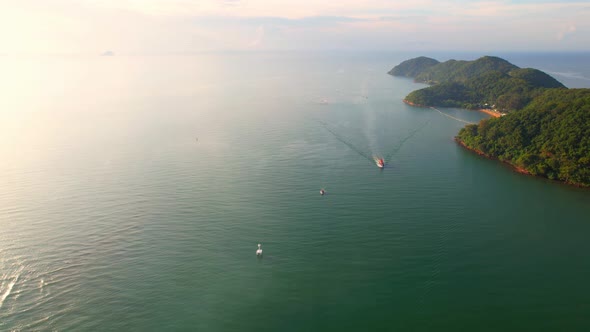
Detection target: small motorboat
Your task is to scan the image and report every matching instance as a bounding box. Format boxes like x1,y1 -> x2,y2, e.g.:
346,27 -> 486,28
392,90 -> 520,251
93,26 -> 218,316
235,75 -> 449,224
256,244 -> 263,256
320,189 -> 325,195
376,158 -> 385,169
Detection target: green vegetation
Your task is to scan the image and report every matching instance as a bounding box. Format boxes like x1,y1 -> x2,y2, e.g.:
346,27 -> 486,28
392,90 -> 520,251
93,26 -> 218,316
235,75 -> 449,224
389,56 -> 566,112
413,56 -> 518,84
390,55 -> 589,187
457,89 -> 590,187
388,56 -> 439,78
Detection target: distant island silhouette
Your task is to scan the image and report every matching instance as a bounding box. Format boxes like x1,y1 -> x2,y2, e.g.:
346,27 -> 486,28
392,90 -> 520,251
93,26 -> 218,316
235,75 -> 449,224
101,51 -> 115,56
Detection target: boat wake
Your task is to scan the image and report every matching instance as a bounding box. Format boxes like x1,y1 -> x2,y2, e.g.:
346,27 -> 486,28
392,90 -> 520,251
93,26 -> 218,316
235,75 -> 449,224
319,119 -> 430,168
0,269 -> 21,309
318,120 -> 374,163
382,120 -> 430,165
430,107 -> 475,125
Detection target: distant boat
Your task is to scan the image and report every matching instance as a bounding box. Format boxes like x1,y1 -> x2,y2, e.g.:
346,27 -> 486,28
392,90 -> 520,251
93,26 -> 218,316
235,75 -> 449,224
320,189 -> 325,195
256,244 -> 263,256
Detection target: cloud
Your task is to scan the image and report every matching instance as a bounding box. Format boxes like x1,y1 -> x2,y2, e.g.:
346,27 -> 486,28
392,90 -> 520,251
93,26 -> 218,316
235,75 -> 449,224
220,0 -> 241,7
192,15 -> 368,28
558,24 -> 577,40
2,0 -> 590,53
247,25 -> 265,48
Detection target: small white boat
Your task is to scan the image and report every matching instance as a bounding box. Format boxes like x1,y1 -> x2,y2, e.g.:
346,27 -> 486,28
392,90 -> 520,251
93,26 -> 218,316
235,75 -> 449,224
256,244 -> 263,256
320,189 -> 325,195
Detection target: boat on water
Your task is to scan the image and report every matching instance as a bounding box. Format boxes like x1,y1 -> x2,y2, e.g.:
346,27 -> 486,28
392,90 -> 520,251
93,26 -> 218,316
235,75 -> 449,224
375,158 -> 385,169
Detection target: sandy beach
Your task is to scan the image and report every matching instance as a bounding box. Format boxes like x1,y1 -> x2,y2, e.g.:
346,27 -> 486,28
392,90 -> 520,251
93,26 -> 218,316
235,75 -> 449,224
402,99 -> 426,107
477,108 -> 502,118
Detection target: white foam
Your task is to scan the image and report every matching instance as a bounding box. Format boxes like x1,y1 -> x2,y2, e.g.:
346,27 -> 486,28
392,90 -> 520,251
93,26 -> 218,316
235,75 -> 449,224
0,273 -> 19,309
430,107 -> 475,125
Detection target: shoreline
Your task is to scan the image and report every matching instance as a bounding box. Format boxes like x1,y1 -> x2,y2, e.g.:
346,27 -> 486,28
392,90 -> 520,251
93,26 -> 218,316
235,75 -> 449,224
455,137 -> 589,188
477,108 -> 502,118
454,137 -> 530,175
402,99 -> 427,108
403,99 -> 502,118
404,98 -> 587,188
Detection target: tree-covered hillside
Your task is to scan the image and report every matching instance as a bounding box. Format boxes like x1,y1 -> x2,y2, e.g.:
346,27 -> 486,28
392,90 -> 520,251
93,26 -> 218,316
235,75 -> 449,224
389,56 -> 566,112
388,56 -> 439,78
509,68 -> 564,89
405,68 -> 565,111
414,56 -> 518,84
456,89 -> 590,187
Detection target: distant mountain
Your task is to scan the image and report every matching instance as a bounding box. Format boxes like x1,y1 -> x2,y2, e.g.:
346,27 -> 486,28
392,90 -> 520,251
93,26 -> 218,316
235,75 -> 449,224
388,55 -> 565,111
508,68 -> 564,89
101,51 -> 115,56
387,56 -> 439,78
414,56 -> 518,84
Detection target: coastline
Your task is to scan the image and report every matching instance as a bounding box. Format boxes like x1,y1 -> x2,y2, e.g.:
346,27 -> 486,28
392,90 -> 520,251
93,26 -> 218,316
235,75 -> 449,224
402,99 -> 427,107
405,99 -> 587,187
390,58 -> 590,189
454,137 -> 529,175
455,137 -> 589,188
404,99 -> 502,118
477,108 -> 502,118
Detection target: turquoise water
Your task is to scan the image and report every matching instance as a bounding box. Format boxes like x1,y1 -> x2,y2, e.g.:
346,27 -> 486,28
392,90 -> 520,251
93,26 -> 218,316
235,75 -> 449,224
1,52 -> 589,331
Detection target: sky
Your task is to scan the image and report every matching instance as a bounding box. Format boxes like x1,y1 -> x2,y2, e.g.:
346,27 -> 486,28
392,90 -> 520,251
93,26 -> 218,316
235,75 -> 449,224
1,0 -> 589,54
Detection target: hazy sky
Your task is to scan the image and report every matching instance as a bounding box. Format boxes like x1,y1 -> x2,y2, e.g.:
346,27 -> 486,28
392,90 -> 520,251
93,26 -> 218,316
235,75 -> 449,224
2,0 -> 589,54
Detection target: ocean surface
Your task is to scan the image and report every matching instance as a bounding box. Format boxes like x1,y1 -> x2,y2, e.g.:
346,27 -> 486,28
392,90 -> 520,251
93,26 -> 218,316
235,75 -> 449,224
1,51 -> 589,331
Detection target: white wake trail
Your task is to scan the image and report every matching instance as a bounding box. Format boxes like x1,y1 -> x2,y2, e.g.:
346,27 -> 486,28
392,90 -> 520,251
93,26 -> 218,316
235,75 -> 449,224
0,272 -> 20,309
430,107 -> 475,125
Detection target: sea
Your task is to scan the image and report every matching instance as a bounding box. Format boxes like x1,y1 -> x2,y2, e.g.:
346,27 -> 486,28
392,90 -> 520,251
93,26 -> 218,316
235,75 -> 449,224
1,51 -> 589,331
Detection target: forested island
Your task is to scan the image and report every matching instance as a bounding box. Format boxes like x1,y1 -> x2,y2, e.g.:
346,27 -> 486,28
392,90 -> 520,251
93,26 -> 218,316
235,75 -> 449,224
389,56 -> 590,187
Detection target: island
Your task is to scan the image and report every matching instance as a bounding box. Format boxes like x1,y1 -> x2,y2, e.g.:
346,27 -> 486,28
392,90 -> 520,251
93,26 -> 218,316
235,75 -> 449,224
389,56 -> 590,188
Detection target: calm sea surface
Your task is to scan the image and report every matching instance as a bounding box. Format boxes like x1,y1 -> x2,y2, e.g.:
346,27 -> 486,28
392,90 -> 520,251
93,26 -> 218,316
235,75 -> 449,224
1,52 -> 589,331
